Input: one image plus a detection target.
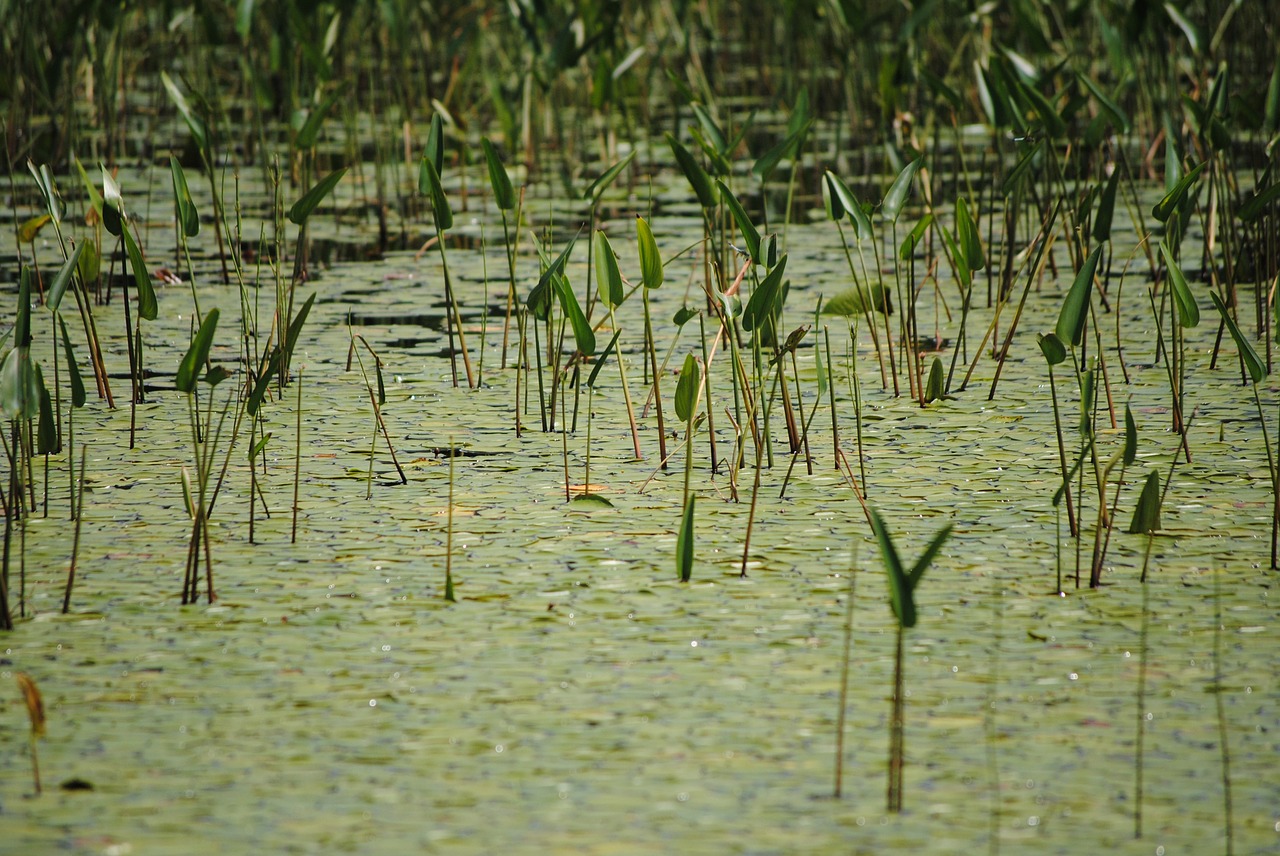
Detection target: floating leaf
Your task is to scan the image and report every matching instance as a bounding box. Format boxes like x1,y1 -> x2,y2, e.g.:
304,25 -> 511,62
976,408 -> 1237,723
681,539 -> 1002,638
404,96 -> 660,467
1055,245 -> 1103,347
1209,291 -> 1265,384
1127,471 -> 1163,534
289,166 -> 348,226
177,308 -> 219,394
569,493 -> 614,510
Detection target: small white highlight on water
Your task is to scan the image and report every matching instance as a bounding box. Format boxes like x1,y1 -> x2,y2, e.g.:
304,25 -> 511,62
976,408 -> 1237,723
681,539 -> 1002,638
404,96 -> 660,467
369,699 -> 377,707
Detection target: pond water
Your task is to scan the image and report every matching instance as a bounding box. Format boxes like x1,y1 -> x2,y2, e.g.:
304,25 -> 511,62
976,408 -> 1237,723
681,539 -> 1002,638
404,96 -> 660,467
2,147 -> 1278,854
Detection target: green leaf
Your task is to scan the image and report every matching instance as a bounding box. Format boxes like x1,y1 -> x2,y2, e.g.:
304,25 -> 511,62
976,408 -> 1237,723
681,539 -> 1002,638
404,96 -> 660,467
825,171 -> 874,239
586,330 -> 621,389
636,216 -> 663,290
27,161 -> 61,224
569,493 -> 614,510
673,306 -> 699,327
283,292 -> 316,370
1055,244 -> 1104,347
1123,403 -> 1138,467
59,317 -> 86,409
594,230 -> 624,310
121,224 -> 158,321
1159,242 -> 1200,328
527,235 -> 578,321
676,495 -> 696,582
295,92 -> 338,149
584,150 -> 636,201
424,113 -> 445,179
742,253 -> 788,332
1163,2 -> 1204,54
1265,51 -> 1280,136
1093,167 -> 1121,242
177,308 -> 219,394
675,353 -> 700,424
821,284 -> 892,317
1152,160 -> 1206,223
882,158 -> 922,223
666,134 -> 717,209
1001,139 -> 1043,198
249,432 -> 272,464
1037,332 -> 1067,366
247,348 -> 279,416
1127,471 -> 1163,534
553,274 -> 594,356
956,197 -> 985,272
1016,76 -> 1067,139
169,156 -> 200,238
18,214 -> 51,244
899,214 -> 933,262
1077,72 -> 1131,134
691,103 -> 727,154
939,225 -> 970,291
34,362 -> 57,454
160,71 -> 209,152
289,166 -> 348,226
718,180 -> 761,264
1209,291 -> 1265,384
481,138 -> 515,211
101,167 -> 124,237
924,356 -> 944,403
908,521 -> 953,591
47,242 -> 85,314
752,118 -> 812,183
869,508 -> 913,629
1238,180 -> 1280,224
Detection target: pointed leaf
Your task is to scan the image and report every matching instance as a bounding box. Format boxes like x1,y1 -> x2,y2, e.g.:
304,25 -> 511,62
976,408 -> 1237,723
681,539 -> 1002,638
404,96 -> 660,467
594,230 -> 624,310
59,317 -> 86,409
636,216 -> 663,290
1209,291 -> 1265,384
584,150 -> 636,201
691,103 -> 727,154
1001,139 -> 1043,198
553,274 -> 594,356
101,167 -> 124,237
1037,332 -> 1067,366
47,242 -> 85,313
528,234 -> 578,321
1123,403 -> 1138,466
882,158 -> 922,223
718,180 -> 761,264
1159,242 -> 1200,328
908,522 -> 952,590
1055,244 -> 1104,346
1152,160 -> 1206,223
899,214 -> 933,262
956,197 -> 985,271
924,356 -> 944,403
1078,72 -> 1131,134
1238,180 -> 1280,224
289,166 -> 348,226
1093,167 -> 1121,242
177,308 -> 219,393
424,113 -> 445,178
121,224 -> 158,321
1127,471 -> 1163,534
869,508 -> 914,629
160,71 -> 209,151
667,134 -> 716,209
169,156 -> 200,238
481,138 -> 515,211
677,495 -> 696,582
742,253 -> 788,332
586,330 -> 621,389
675,353 -> 700,423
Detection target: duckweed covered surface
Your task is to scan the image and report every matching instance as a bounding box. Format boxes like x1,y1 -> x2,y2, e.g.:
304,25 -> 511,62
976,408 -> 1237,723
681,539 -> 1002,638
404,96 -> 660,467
2,161 -> 1279,855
